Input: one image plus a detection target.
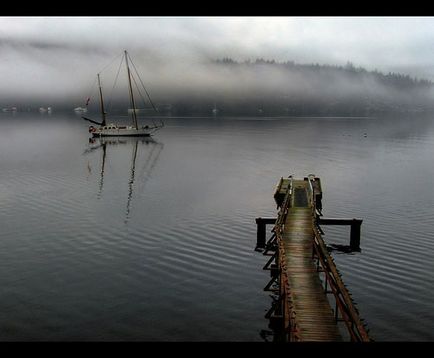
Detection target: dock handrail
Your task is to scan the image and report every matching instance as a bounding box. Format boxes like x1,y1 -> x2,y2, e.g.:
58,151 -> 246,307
271,176 -> 371,342
273,179 -> 302,340
312,224 -> 371,341
306,176 -> 371,341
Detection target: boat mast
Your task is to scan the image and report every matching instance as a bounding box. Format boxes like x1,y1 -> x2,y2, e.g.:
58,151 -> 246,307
124,50 -> 139,130
97,74 -> 107,127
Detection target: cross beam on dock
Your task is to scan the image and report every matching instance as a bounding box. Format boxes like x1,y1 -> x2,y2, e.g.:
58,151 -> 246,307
256,175 -> 371,342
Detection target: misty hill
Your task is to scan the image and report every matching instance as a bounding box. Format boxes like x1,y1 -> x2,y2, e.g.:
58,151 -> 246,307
5,56 -> 434,118
164,58 -> 434,117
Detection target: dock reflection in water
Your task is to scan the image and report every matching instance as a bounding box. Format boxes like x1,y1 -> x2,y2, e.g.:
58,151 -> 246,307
83,136 -> 164,223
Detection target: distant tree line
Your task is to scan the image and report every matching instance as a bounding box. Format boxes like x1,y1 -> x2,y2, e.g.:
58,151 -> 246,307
162,57 -> 431,117
214,58 -> 433,89
71,57 -> 434,117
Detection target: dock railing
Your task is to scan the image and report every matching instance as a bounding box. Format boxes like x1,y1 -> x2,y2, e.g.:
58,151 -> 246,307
264,175 -> 371,341
273,178 -> 302,340
311,224 -> 371,341
306,175 -> 371,341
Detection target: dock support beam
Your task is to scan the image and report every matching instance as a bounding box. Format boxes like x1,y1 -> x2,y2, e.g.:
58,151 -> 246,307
318,218 -> 363,251
255,217 -> 276,250
256,217 -> 363,251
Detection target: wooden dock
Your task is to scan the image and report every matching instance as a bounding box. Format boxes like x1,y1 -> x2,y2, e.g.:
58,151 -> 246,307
257,175 -> 371,342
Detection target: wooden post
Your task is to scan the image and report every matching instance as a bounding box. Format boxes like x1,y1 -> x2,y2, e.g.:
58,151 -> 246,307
255,217 -> 276,250
256,218 -> 266,250
350,219 -> 362,251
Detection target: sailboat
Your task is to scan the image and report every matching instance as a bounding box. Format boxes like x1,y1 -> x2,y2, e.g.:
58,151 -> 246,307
83,50 -> 164,137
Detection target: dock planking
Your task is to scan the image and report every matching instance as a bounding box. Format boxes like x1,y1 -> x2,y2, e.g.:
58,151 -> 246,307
281,179 -> 341,341
258,175 -> 371,342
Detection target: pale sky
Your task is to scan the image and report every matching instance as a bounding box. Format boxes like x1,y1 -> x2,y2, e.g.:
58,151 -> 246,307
1,16 -> 434,104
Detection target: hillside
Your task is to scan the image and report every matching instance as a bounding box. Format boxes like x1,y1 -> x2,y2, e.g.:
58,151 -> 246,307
166,58 -> 434,116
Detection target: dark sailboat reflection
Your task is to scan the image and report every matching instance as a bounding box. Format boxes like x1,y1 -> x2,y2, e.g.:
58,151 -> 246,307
84,136 -> 164,223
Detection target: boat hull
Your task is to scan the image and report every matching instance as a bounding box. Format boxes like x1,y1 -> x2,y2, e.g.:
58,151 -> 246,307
92,131 -> 152,137
90,126 -> 153,137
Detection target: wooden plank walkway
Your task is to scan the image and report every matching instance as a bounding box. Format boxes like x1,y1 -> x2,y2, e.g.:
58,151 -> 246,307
280,179 -> 342,341
259,175 -> 370,341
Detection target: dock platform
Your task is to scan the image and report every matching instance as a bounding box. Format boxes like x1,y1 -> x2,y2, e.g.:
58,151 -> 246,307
257,175 -> 371,342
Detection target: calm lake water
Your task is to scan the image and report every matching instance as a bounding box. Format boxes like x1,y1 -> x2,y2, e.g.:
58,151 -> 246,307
0,112 -> 433,341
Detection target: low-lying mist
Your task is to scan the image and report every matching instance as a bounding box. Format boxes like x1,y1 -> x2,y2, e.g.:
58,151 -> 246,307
1,37 -> 433,116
